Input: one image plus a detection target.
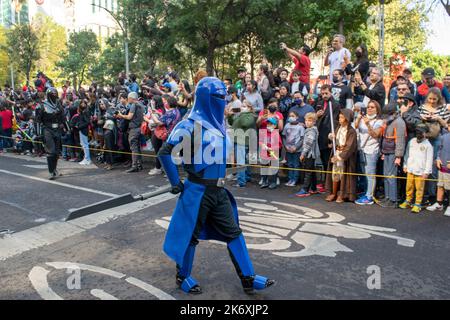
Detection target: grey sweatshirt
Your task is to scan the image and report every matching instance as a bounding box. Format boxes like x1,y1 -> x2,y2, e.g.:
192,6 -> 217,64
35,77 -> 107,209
301,126 -> 321,159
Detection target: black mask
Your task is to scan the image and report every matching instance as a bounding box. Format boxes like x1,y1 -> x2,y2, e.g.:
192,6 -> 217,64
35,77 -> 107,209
332,76 -> 340,84
355,51 -> 363,58
268,106 -> 277,113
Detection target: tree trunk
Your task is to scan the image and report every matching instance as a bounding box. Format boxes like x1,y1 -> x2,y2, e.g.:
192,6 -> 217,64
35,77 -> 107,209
338,18 -> 344,34
206,43 -> 216,76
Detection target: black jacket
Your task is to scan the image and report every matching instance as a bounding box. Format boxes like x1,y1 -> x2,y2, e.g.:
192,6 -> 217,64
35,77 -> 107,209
355,81 -> 386,109
77,110 -> 90,136
315,98 -> 341,150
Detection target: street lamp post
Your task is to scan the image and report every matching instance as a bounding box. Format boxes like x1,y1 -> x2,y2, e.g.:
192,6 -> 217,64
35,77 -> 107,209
378,0 -> 385,77
91,2 -> 130,77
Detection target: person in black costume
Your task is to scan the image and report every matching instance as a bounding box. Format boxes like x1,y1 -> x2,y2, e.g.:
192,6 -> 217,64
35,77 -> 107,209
35,88 -> 68,180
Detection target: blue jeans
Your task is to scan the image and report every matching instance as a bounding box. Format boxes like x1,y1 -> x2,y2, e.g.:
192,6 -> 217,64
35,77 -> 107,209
286,152 -> 300,182
235,144 -> 251,186
1,128 -> 12,149
383,154 -> 398,202
0,129 -> 3,150
62,134 -> 74,159
425,136 -> 441,199
362,152 -> 379,199
79,131 -> 91,161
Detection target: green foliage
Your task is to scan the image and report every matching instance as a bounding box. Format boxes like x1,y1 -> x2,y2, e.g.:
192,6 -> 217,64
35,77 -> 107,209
32,13 -> 67,87
57,30 -> 100,90
90,34 -> 126,84
0,27 -> 10,86
5,23 -> 40,86
119,0 -> 376,78
411,50 -> 450,80
365,0 -> 428,65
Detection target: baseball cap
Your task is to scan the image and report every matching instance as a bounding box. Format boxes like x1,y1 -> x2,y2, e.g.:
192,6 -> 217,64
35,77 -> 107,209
267,117 -> 278,126
422,68 -> 435,78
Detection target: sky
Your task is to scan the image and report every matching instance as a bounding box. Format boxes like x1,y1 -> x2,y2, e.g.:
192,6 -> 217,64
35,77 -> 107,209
425,1 -> 450,55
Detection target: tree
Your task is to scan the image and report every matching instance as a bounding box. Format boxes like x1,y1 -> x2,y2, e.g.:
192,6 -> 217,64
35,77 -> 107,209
5,24 -> 40,86
410,50 -> 450,80
365,0 -> 428,67
90,34 -> 129,84
429,0 -> 450,16
0,27 -> 10,86
32,13 -> 67,86
57,30 -> 100,90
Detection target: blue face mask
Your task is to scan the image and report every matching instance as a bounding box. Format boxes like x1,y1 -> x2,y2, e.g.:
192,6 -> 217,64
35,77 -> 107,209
288,117 -> 298,123
294,99 -> 302,105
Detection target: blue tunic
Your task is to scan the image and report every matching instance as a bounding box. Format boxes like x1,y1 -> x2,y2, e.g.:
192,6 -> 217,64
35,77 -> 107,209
162,119 -> 239,266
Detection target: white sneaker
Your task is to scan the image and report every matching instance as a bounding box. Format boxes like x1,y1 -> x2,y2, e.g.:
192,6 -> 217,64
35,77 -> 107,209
259,178 -> 264,185
444,207 -> 450,217
148,168 -> 162,176
79,159 -> 92,166
426,203 -> 444,212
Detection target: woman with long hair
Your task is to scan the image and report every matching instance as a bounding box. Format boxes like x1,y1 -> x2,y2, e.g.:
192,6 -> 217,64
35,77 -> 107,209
354,100 -> 383,205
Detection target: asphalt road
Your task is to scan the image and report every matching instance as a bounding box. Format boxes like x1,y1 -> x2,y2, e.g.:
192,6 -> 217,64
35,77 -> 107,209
0,152 -> 449,300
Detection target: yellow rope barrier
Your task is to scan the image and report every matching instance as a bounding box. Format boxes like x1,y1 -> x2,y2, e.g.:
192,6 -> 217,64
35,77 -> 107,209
1,135 -> 449,183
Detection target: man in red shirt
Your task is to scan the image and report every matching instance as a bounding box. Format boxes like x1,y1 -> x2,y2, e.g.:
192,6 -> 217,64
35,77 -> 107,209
281,42 -> 311,91
0,99 -> 14,150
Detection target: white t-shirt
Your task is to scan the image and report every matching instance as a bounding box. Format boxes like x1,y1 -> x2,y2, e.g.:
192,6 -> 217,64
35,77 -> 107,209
357,119 -> 383,155
328,48 -> 351,81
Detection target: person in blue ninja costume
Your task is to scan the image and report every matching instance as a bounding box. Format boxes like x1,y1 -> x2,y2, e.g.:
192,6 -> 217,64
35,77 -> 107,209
158,77 -> 275,295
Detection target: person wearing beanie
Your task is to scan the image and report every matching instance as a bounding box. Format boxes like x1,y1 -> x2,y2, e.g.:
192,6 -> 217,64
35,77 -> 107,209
399,123 -> 434,213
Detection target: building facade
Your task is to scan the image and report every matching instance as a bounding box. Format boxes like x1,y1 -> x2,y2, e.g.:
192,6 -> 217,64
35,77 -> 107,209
0,0 -> 30,28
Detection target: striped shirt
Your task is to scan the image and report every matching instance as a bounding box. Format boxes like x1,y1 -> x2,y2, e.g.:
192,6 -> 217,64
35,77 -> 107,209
418,105 -> 450,121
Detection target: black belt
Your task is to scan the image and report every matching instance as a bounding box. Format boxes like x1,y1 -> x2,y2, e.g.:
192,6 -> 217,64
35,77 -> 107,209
188,175 -> 226,188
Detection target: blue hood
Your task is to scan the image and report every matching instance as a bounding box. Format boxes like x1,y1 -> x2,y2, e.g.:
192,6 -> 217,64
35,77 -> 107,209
188,77 -> 227,136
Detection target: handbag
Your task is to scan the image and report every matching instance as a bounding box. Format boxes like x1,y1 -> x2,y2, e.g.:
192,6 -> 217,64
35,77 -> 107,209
154,125 -> 168,141
140,121 -> 151,136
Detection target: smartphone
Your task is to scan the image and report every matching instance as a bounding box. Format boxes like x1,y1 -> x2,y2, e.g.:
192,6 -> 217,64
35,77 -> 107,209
361,108 -> 367,116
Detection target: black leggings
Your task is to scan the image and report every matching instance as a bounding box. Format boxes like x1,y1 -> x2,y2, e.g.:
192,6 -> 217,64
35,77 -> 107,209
104,130 -> 115,165
151,133 -> 163,169
191,187 -> 242,246
302,157 -> 317,192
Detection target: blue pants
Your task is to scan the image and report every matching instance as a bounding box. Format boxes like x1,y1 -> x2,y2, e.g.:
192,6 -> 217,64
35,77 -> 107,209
362,152 -> 379,198
235,144 -> 251,186
425,136 -> 441,199
286,152 -> 300,182
79,131 -> 91,161
1,128 -> 12,149
62,134 -> 74,159
383,154 -> 398,202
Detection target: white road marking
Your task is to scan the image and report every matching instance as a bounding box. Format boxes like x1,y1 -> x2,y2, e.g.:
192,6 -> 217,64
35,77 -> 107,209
28,267 -> 63,300
0,192 -> 176,261
29,262 -> 176,300
157,199 -> 417,258
23,165 -> 49,169
90,289 -> 119,300
46,262 -> 126,279
126,277 -> 176,300
0,169 -> 118,197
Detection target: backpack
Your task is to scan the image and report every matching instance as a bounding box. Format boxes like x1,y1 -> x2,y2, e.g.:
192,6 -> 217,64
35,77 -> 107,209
261,86 -> 274,103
